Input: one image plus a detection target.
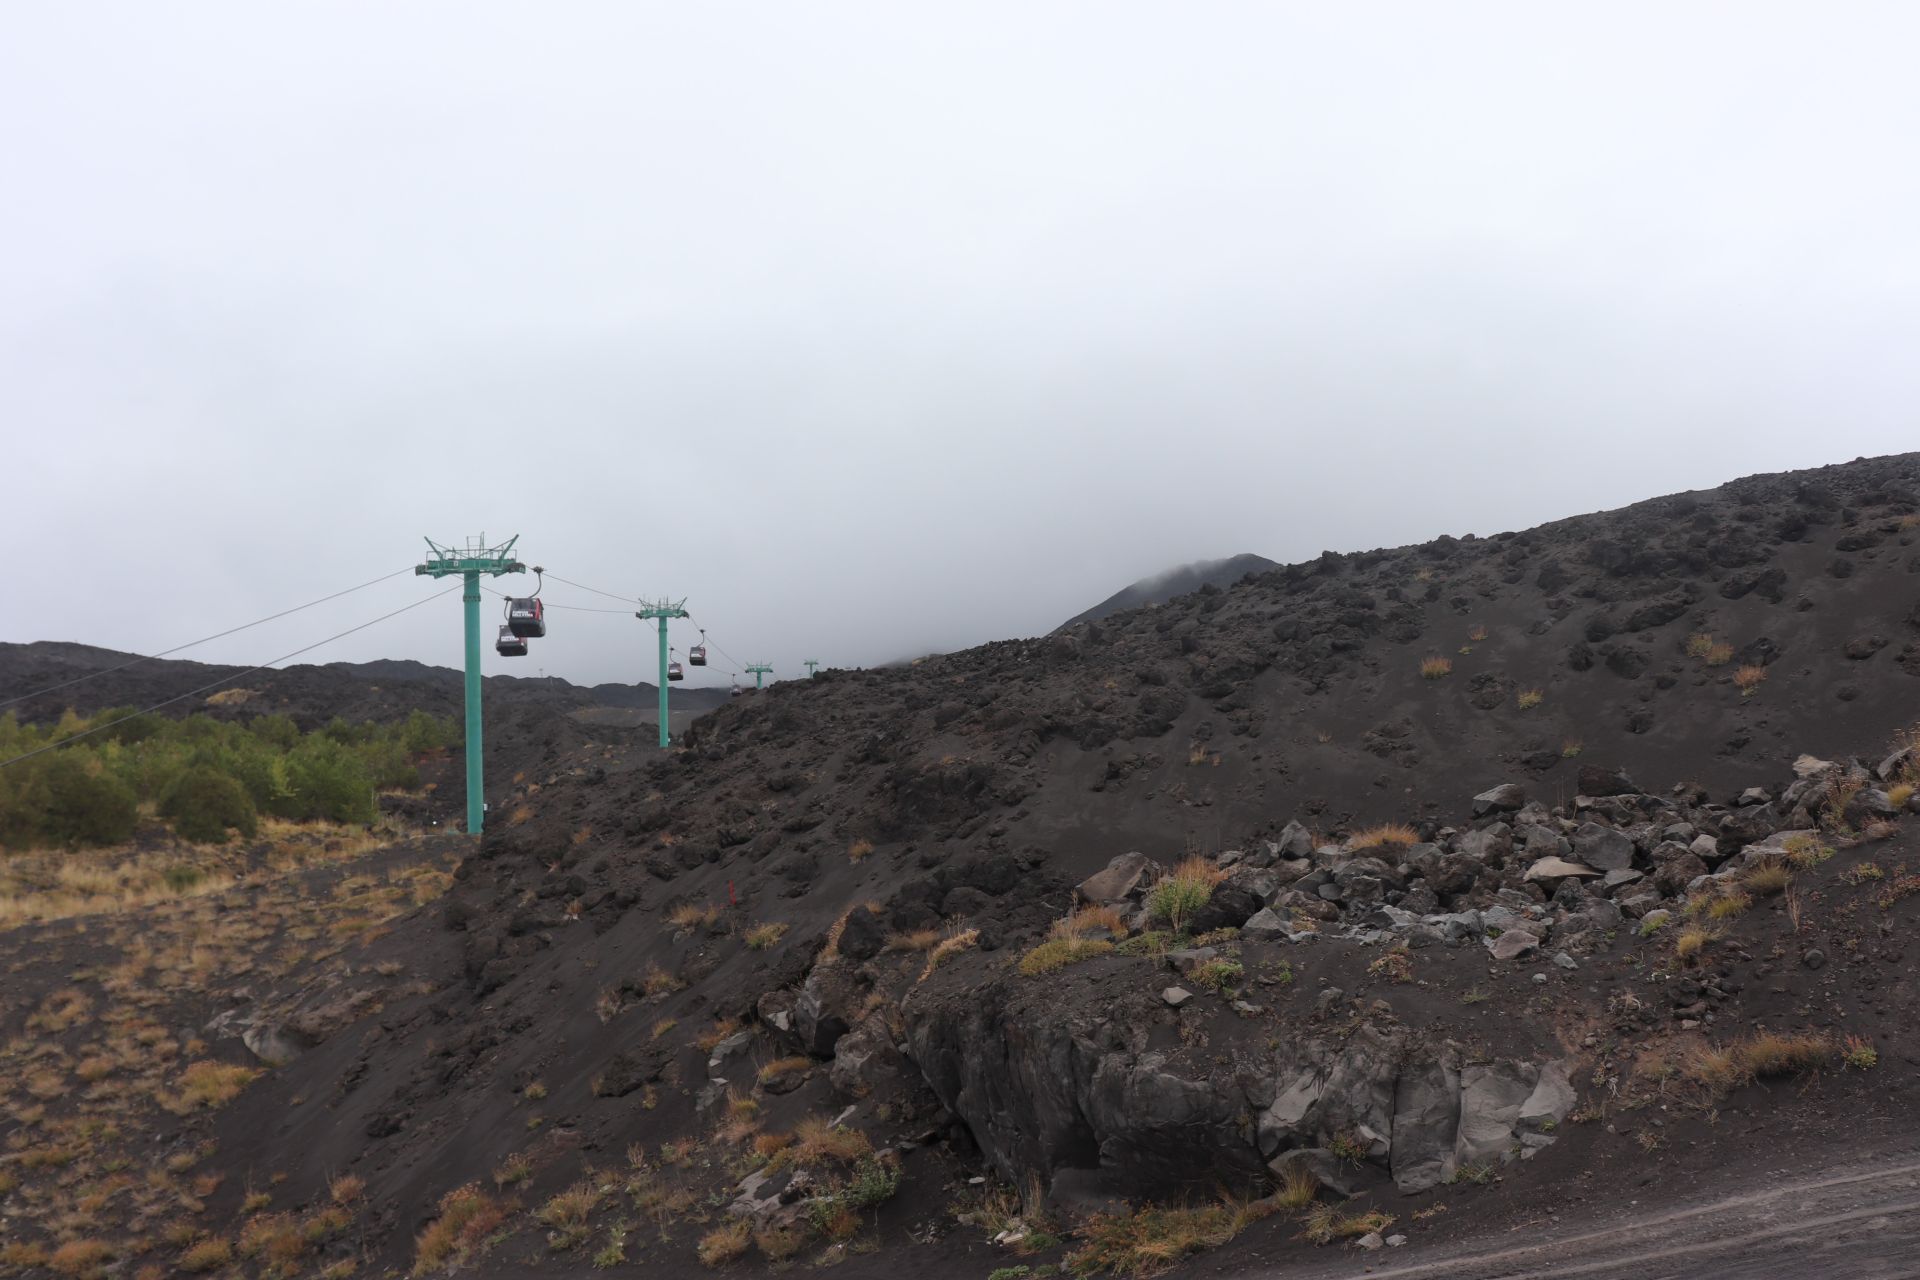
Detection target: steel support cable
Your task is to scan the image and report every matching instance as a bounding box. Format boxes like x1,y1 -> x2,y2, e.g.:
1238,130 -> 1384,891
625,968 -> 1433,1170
0,566 -> 419,710
0,585 -> 461,769
684,616 -> 747,673
539,572 -> 639,605
479,585 -> 630,614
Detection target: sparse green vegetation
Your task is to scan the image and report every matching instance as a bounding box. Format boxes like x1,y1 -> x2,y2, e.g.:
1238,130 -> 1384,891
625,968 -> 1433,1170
1065,1196 -> 1279,1277
1784,834 -> 1836,870
539,1180 -> 603,1251
1517,688 -> 1544,710
1189,958 -> 1244,992
1147,857 -> 1225,932
1844,1035 -> 1879,1069
744,922 -> 788,950
1300,1206 -> 1395,1245
1367,946 -> 1414,983
0,706 -> 453,850
1019,935 -> 1115,976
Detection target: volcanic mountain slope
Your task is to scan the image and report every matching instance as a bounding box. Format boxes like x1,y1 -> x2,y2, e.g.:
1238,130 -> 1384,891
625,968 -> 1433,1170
9,452 -> 1920,1279
0,641 -> 730,730
1059,551 -> 1281,630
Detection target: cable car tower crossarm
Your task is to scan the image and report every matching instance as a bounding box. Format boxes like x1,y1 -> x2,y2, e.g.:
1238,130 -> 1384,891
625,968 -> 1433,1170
414,535 -> 525,834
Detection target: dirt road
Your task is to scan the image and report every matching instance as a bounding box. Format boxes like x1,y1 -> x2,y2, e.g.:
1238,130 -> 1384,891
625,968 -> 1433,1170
1250,1149 -> 1920,1280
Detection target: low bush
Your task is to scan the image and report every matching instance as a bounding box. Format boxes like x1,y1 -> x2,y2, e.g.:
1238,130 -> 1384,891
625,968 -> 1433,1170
161,766 -> 259,843
1147,857 -> 1225,932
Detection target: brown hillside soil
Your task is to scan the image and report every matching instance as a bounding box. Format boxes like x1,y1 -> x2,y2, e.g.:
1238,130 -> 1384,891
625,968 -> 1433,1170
4,452 -> 1920,1278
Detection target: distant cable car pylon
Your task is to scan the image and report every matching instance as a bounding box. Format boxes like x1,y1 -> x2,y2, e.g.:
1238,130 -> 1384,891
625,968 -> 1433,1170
745,662 -> 773,691
803,659 -> 820,677
635,598 -> 689,748
415,535 -> 528,834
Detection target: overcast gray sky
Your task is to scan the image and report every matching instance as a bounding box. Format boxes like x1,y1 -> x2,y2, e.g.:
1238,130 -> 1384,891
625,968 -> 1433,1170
5,3 -> 1917,688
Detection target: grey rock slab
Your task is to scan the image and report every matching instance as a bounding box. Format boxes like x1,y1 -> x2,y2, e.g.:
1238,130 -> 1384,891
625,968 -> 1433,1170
1526,856 -> 1600,883
1455,1061 -> 1540,1165
1473,783 -> 1527,815
1489,931 -> 1540,961
1572,822 -> 1636,872
1076,852 -> 1162,905
1389,1054 -> 1461,1192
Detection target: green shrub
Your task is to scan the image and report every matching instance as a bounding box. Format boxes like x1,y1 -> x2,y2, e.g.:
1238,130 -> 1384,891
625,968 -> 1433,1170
38,754 -> 140,847
161,766 -> 260,843
284,737 -> 376,824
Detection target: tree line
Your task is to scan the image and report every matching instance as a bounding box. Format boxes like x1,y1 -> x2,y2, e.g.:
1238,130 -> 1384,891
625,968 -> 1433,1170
0,708 -> 457,849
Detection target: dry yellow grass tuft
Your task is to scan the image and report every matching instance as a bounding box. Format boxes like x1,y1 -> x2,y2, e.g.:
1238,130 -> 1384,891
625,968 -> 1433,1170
1705,892 -> 1752,921
1742,860 -> 1793,896
1052,903 -> 1129,940
778,1116 -> 872,1169
847,837 -> 875,862
1419,655 -> 1453,679
1019,935 -> 1115,976
638,964 -> 683,998
1685,633 -> 1716,659
1516,688 -> 1544,710
696,1219 -> 750,1267
743,922 -> 788,950
1350,823 -> 1419,850
411,1184 -> 511,1275
756,1056 -> 812,1087
884,927 -> 943,953
1687,1031 -> 1833,1092
47,1240 -> 114,1276
179,1238 -> 233,1272
1733,663 -> 1768,693
171,1060 -> 260,1112
693,1017 -> 740,1053
920,926 -> 980,980
1066,1196 -> 1280,1276
667,902 -> 720,932
1672,925 -> 1718,961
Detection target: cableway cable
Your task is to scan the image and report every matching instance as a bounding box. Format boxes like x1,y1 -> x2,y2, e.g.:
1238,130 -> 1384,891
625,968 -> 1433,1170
540,572 -> 639,605
0,566 -> 418,711
0,585 -> 461,770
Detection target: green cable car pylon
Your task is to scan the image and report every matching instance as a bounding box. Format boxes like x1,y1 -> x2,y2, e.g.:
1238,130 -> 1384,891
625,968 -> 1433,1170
415,535 -> 526,834
745,662 -> 773,690
636,598 -> 689,748
803,659 -> 820,677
